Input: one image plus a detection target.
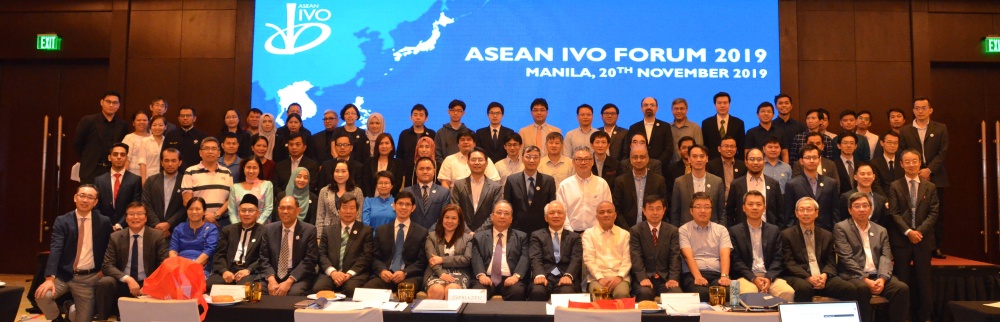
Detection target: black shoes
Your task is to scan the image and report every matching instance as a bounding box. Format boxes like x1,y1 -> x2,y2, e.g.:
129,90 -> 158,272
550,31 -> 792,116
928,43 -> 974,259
932,249 -> 946,259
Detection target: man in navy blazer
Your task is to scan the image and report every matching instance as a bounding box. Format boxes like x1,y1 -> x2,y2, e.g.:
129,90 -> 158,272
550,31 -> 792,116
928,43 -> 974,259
702,92 -> 746,160
613,145 -> 668,228
726,149 -> 783,227
471,201 -> 530,300
629,196 -> 682,301
888,150 -> 939,322
95,143 -> 143,229
728,191 -> 795,301
313,194 -> 374,297
35,185 -> 113,322
259,196 -> 319,296
897,97 -> 948,259
527,201 -> 583,300
365,191 -> 430,290
474,102 -> 517,163
505,146 -> 557,234
405,157 -> 451,229
784,145 -> 841,231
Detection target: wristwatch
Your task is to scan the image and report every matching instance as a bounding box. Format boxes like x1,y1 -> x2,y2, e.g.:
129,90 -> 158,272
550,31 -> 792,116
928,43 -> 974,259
720,274 -> 729,278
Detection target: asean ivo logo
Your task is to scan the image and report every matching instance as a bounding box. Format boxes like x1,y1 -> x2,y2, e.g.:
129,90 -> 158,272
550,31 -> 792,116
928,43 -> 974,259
265,3 -> 332,55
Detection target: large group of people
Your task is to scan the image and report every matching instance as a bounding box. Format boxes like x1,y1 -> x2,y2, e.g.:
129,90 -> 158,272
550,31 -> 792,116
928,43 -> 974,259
36,90 -> 948,322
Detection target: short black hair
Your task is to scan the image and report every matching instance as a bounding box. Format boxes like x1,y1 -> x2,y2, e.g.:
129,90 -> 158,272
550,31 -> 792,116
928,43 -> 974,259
774,93 -> 792,105
677,136 -> 695,148
449,99 -> 467,111
110,142 -> 129,155
396,190 -> 416,204
642,195 -> 664,208
102,90 -> 122,102
411,103 -> 428,115
248,108 -> 263,116
456,128 -> 475,144
880,131 -> 899,142
757,102 -> 774,114
530,98 -> 548,111
576,104 -> 593,115
836,132 -> 857,144
487,102 -> 504,115
713,92 -> 731,104
887,108 -> 906,119
503,132 -> 523,145
180,106 -> 197,116
600,103 -> 619,114
839,110 -> 857,120
287,132 -> 307,145
589,131 -> 611,144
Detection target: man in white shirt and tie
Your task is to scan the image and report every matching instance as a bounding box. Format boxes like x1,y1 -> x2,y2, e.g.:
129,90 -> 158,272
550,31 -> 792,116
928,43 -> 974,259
471,201 -> 530,300
95,202 -> 169,320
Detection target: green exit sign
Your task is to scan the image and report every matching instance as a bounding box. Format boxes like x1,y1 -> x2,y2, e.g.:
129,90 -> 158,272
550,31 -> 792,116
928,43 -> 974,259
36,34 -> 61,51
987,37 -> 1000,54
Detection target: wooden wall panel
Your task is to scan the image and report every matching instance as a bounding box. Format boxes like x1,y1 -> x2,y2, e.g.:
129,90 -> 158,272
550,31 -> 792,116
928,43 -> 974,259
797,10 -> 855,61
0,12 -> 112,59
233,0 -> 254,110
183,0 -> 237,10
796,0 -> 853,11
179,58 -> 235,131
125,58 -> 181,116
928,0 -> 1000,14
128,10 -> 183,58
855,0 -> 910,12
856,61 -> 913,133
798,61 -> 857,111
928,13 -> 999,62
131,0 -> 182,11
855,11 -> 911,62
180,10 -> 236,58
779,0 -> 800,109
0,0 -> 111,12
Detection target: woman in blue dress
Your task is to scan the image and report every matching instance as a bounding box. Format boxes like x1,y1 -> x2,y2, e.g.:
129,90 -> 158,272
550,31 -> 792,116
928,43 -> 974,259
362,171 -> 397,229
170,197 -> 220,277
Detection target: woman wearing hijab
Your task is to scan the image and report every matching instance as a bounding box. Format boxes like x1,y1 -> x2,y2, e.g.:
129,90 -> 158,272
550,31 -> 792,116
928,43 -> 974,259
274,167 -> 317,224
315,160 -> 365,240
332,103 -> 369,164
404,136 -> 438,188
228,156 -> 274,224
259,113 -> 279,161
365,112 -> 385,158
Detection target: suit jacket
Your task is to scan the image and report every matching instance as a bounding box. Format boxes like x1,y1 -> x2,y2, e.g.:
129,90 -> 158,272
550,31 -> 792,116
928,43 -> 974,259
272,129 -> 314,164
665,160 -> 688,192
626,119 -> 675,164
780,225 -> 838,279
475,126 -> 516,163
405,183 -> 451,229
783,175 -> 841,231
311,129 -> 336,164
321,158 -> 371,196
471,229 -> 530,279
319,221 -> 374,279
834,219 -> 893,280
364,158 -> 403,195
628,222 -> 681,282
729,222 -> 784,280
702,115 -> 746,160
211,223 -> 264,275
706,158 -> 748,187
102,228 -> 169,281
528,228 -> 582,280
94,171 -> 143,226
450,176 -> 503,232
619,158 -> 663,178
869,155 -> 904,195
725,175 -> 784,227
612,171 -> 668,228
258,221 -> 319,282
275,156 -> 321,194
887,177 -> 939,251
424,232 -> 473,281
592,156 -> 619,186
74,113 -> 129,183
600,125 -> 630,162
142,172 -> 187,230
792,157 -> 840,181
504,172 -> 557,234
46,211 -> 114,282
372,222 -> 428,278
831,156 -> 858,193
898,120 -> 949,187
669,173 -> 726,227
837,190 -> 889,230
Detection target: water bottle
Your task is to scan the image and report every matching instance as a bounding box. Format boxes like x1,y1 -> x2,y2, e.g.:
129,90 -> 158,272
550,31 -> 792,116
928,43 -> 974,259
729,280 -> 741,309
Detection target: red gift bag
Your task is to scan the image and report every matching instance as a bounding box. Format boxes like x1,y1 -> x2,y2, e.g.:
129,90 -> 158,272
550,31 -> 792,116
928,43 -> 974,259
142,257 -> 209,321
568,298 -> 636,310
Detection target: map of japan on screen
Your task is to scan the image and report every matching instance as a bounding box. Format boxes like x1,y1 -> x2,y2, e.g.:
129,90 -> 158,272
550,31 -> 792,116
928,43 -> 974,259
251,0 -> 779,136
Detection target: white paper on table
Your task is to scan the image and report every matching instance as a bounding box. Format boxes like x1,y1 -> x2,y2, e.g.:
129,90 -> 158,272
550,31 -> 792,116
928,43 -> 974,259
661,293 -> 701,316
208,285 -> 245,301
984,301 -> 1000,308
352,288 -> 392,302
323,301 -> 373,311
380,302 -> 408,311
411,299 -> 462,312
545,304 -> 555,315
549,293 -> 591,308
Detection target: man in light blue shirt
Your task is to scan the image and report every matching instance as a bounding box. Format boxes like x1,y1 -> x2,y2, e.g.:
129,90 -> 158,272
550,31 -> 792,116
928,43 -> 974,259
763,137 -> 791,193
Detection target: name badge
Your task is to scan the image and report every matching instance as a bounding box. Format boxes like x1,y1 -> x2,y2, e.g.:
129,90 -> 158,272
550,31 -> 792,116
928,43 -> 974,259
352,288 -> 392,302
550,293 -> 590,307
447,289 -> 487,303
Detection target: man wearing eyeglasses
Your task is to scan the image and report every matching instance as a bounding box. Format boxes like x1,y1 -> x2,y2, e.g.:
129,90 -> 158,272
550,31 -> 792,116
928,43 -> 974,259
207,195 -> 265,291
557,146 -> 612,234
897,97 -> 948,260
888,149 -> 939,322
784,144 -> 840,231
450,148 -> 503,232
475,102 -> 516,163
163,106 -> 208,171
95,202 -> 169,320
75,91 -> 129,184
598,103 -> 629,163
311,110 -> 339,163
181,137 -> 234,226
95,143 -> 143,230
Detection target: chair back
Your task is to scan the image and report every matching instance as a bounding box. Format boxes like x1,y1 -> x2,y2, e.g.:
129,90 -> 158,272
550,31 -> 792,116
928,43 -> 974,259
553,306 -> 641,322
117,297 -> 200,322
0,287 -> 24,322
700,310 -> 780,322
294,308 -> 383,322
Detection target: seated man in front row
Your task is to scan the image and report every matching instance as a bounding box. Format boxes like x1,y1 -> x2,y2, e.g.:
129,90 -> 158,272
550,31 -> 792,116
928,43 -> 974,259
96,201 -> 169,320
630,195 -> 683,301
208,195 -> 265,291
471,200 -> 529,300
582,201 -> 632,299
314,194 -> 374,297
364,191 -> 429,291
678,192 -> 733,302
259,196 -> 319,296
527,200 -> 583,301
728,190 -> 795,302
834,192 -> 910,322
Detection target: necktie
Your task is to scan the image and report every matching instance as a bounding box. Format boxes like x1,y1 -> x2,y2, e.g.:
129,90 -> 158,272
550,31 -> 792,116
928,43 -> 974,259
130,234 -> 140,280
527,177 -> 535,204
278,228 -> 290,279
846,160 -> 855,186
74,217 -> 86,270
652,228 -> 659,247
809,177 -> 818,196
536,125 -> 544,148
492,129 -> 498,147
339,226 -> 349,265
909,180 -> 918,227
422,186 -> 429,208
719,119 -> 727,137
113,173 -> 122,207
390,224 -> 405,271
551,231 -> 561,275
888,160 -> 895,174
804,230 -> 821,276
491,233 -> 504,286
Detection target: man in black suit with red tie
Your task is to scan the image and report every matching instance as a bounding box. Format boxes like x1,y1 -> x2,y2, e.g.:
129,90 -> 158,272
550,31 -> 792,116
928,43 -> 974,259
888,149 -> 939,322
475,102 -> 516,163
527,201 -> 583,300
505,146 -> 557,234
364,191 -> 429,290
702,92 -> 746,160
259,196 -> 319,296
313,194 -> 374,297
207,195 -> 265,290
629,196 -> 682,301
95,143 -> 143,230
626,97 -> 674,165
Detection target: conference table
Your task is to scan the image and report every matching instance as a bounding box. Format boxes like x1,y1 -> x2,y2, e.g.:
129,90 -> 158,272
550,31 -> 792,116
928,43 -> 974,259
205,296 -> 706,322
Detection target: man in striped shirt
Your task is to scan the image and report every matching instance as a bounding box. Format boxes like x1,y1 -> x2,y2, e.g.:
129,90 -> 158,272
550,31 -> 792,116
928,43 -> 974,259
182,136 -> 234,226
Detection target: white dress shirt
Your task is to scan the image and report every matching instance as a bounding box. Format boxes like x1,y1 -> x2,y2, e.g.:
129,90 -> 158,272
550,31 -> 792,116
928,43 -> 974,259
486,229 -> 511,276
853,220 -> 878,275
282,221 -> 297,270
438,152 -> 501,183
122,228 -> 146,281
557,174 -> 612,231
75,211 -> 96,270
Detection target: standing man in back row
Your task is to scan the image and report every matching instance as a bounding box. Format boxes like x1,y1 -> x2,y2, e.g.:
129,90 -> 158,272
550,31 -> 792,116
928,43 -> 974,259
519,98 -> 562,153
898,97 -> 948,259
435,99 -> 471,163
475,102 -> 516,163
627,97 -> 674,166
76,91 -> 129,184
702,92 -> 746,160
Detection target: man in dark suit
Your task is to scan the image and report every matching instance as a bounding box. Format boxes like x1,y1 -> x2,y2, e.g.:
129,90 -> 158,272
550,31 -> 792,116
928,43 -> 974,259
475,102 -> 517,163
451,148 -> 503,232
898,97 -> 948,259
629,196 -> 682,301
613,145 -> 668,228
471,201 -> 529,300
626,97 -> 674,165
726,149 -> 783,227
364,191 -> 429,290
792,132 -> 840,181
143,149 -> 186,237
706,136 -> 747,199
702,92 -> 746,160
311,110 -> 338,163
162,106 -> 208,171
835,193 -> 910,322
313,194 -> 374,297
619,133 -> 664,177
590,131 -> 619,185
784,145 -> 841,231
75,91 -> 129,184
870,132 -> 904,195
781,197 -> 870,317
207,195 -> 265,291
837,163 -> 889,228
888,149 -> 939,322
666,136 -> 696,190
505,146 -> 557,234
35,185 -> 113,322
95,143 -> 143,229
405,157 -> 452,229
527,201 -> 583,300
728,191 -> 794,301
598,103 -> 630,162
95,202 -> 169,320
274,133 -> 321,193
832,133 -> 860,193
321,133 -> 370,196
259,196 -> 319,296
670,145 -> 726,226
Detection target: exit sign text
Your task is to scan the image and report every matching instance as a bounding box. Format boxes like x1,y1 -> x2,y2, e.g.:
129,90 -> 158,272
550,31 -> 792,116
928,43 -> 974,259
36,34 -> 61,51
987,37 -> 1000,54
